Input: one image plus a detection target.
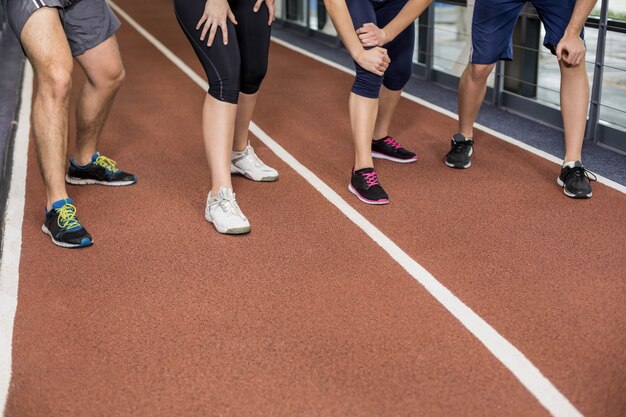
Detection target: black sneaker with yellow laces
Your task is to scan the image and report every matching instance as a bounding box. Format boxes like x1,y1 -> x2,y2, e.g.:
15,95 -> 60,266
42,199 -> 93,248
66,152 -> 136,186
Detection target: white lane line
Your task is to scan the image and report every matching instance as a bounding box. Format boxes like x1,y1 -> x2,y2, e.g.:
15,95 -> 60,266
110,3 -> 583,416
270,37 -> 626,195
0,62 -> 33,416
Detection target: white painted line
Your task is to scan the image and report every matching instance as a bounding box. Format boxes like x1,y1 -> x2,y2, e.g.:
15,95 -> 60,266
0,62 -> 33,416
110,3 -> 583,416
270,37 -> 626,195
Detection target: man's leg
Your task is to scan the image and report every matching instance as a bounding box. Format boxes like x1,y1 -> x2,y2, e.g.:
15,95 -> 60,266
457,62 -> 495,138
21,7 -> 73,210
73,36 -> 125,165
558,57 -> 588,164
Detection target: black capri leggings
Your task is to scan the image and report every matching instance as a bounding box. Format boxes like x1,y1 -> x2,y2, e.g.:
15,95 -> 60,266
173,0 -> 271,104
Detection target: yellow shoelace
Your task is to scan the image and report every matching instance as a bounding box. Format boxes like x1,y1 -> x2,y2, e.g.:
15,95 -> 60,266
94,155 -> 118,172
57,204 -> 81,230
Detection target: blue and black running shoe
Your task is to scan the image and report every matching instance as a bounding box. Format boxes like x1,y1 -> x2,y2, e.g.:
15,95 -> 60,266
66,152 -> 136,186
42,199 -> 93,248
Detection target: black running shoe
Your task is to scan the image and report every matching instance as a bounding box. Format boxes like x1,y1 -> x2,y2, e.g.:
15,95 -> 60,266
445,133 -> 474,169
348,167 -> 389,205
42,199 -> 93,248
557,161 -> 596,199
371,136 -> 417,163
66,152 -> 136,186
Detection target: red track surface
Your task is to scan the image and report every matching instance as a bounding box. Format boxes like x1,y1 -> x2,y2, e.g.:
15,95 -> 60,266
4,0 -> 626,416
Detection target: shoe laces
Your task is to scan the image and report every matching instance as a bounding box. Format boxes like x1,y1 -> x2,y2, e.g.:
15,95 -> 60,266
383,136 -> 403,150
212,191 -> 245,217
566,165 -> 597,183
451,139 -> 474,153
94,155 -> 120,173
362,170 -> 380,187
57,203 -> 81,230
242,147 -> 264,168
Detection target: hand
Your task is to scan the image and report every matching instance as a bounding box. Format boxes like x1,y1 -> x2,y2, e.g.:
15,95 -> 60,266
196,0 -> 238,47
356,23 -> 388,47
253,0 -> 275,25
355,47 -> 390,76
556,32 -> 586,66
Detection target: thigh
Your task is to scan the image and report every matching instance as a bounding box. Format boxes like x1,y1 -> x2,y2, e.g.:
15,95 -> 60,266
346,0 -> 377,30
20,7 -> 73,72
374,0 -> 414,65
173,0 -> 241,85
229,0 -> 271,69
61,0 -> 121,57
471,0 -> 525,64
531,0 -> 582,53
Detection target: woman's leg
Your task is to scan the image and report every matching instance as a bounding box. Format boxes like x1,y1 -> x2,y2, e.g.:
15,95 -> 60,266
346,0 -> 382,170
228,0 -> 278,181
230,0 -> 271,151
173,0 -> 241,194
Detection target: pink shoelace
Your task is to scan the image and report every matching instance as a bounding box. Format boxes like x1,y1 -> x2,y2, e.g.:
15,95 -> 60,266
362,170 -> 380,187
383,136 -> 403,150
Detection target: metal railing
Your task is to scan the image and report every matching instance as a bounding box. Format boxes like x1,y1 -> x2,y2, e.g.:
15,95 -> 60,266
276,0 -> 626,155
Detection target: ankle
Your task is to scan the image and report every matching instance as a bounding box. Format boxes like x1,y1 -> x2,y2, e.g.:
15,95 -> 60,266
72,152 -> 95,167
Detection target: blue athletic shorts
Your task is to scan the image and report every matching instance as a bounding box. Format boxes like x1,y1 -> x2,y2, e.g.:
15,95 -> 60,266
470,0 -> 584,64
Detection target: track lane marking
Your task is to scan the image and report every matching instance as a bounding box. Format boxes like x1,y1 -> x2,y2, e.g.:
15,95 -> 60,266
270,37 -> 626,195
109,2 -> 583,416
0,62 -> 33,416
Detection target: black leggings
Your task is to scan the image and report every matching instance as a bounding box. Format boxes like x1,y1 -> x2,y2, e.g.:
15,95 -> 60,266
173,0 -> 271,104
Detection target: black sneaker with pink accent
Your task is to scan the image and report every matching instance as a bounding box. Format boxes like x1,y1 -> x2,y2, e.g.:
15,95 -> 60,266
348,167 -> 389,205
371,136 -> 417,163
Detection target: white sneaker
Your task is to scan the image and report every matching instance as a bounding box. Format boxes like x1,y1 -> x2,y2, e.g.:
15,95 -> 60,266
230,144 -> 279,182
205,186 -> 251,235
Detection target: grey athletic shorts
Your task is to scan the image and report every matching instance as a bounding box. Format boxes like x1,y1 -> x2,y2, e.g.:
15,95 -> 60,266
1,0 -> 121,56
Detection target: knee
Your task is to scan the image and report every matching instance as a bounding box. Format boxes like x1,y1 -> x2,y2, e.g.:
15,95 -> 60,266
383,64 -> 412,91
39,66 -> 73,101
352,71 -> 383,99
208,76 -> 240,104
466,63 -> 494,83
94,64 -> 126,91
240,64 -> 268,95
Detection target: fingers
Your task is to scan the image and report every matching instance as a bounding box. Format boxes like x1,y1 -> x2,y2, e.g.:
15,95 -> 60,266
207,20 -> 218,46
196,13 -> 208,31
227,9 -> 237,25
200,18 -> 211,41
253,0 -> 263,12
221,20 -> 229,45
268,2 -> 275,25
556,43 -> 563,61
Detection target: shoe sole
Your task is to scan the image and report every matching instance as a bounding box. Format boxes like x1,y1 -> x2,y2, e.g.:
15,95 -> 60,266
371,152 -> 417,164
41,225 -> 93,248
348,184 -> 389,205
66,175 -> 137,186
444,147 -> 473,169
205,213 -> 251,235
230,165 -> 278,182
556,177 -> 592,198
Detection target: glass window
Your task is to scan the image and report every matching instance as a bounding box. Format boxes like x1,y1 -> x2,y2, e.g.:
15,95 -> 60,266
599,4 -> 626,130
285,0 -> 307,26
310,0 -> 337,36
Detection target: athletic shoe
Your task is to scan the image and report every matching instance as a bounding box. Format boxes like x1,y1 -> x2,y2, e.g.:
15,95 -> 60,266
444,133 -> 474,169
371,136 -> 417,163
557,161 -> 596,199
66,152 -> 136,186
205,186 -> 251,234
41,199 -> 93,248
348,167 -> 389,205
230,144 -> 278,182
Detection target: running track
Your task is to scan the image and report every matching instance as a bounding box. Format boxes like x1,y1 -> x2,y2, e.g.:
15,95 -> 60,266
1,0 -> 625,415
